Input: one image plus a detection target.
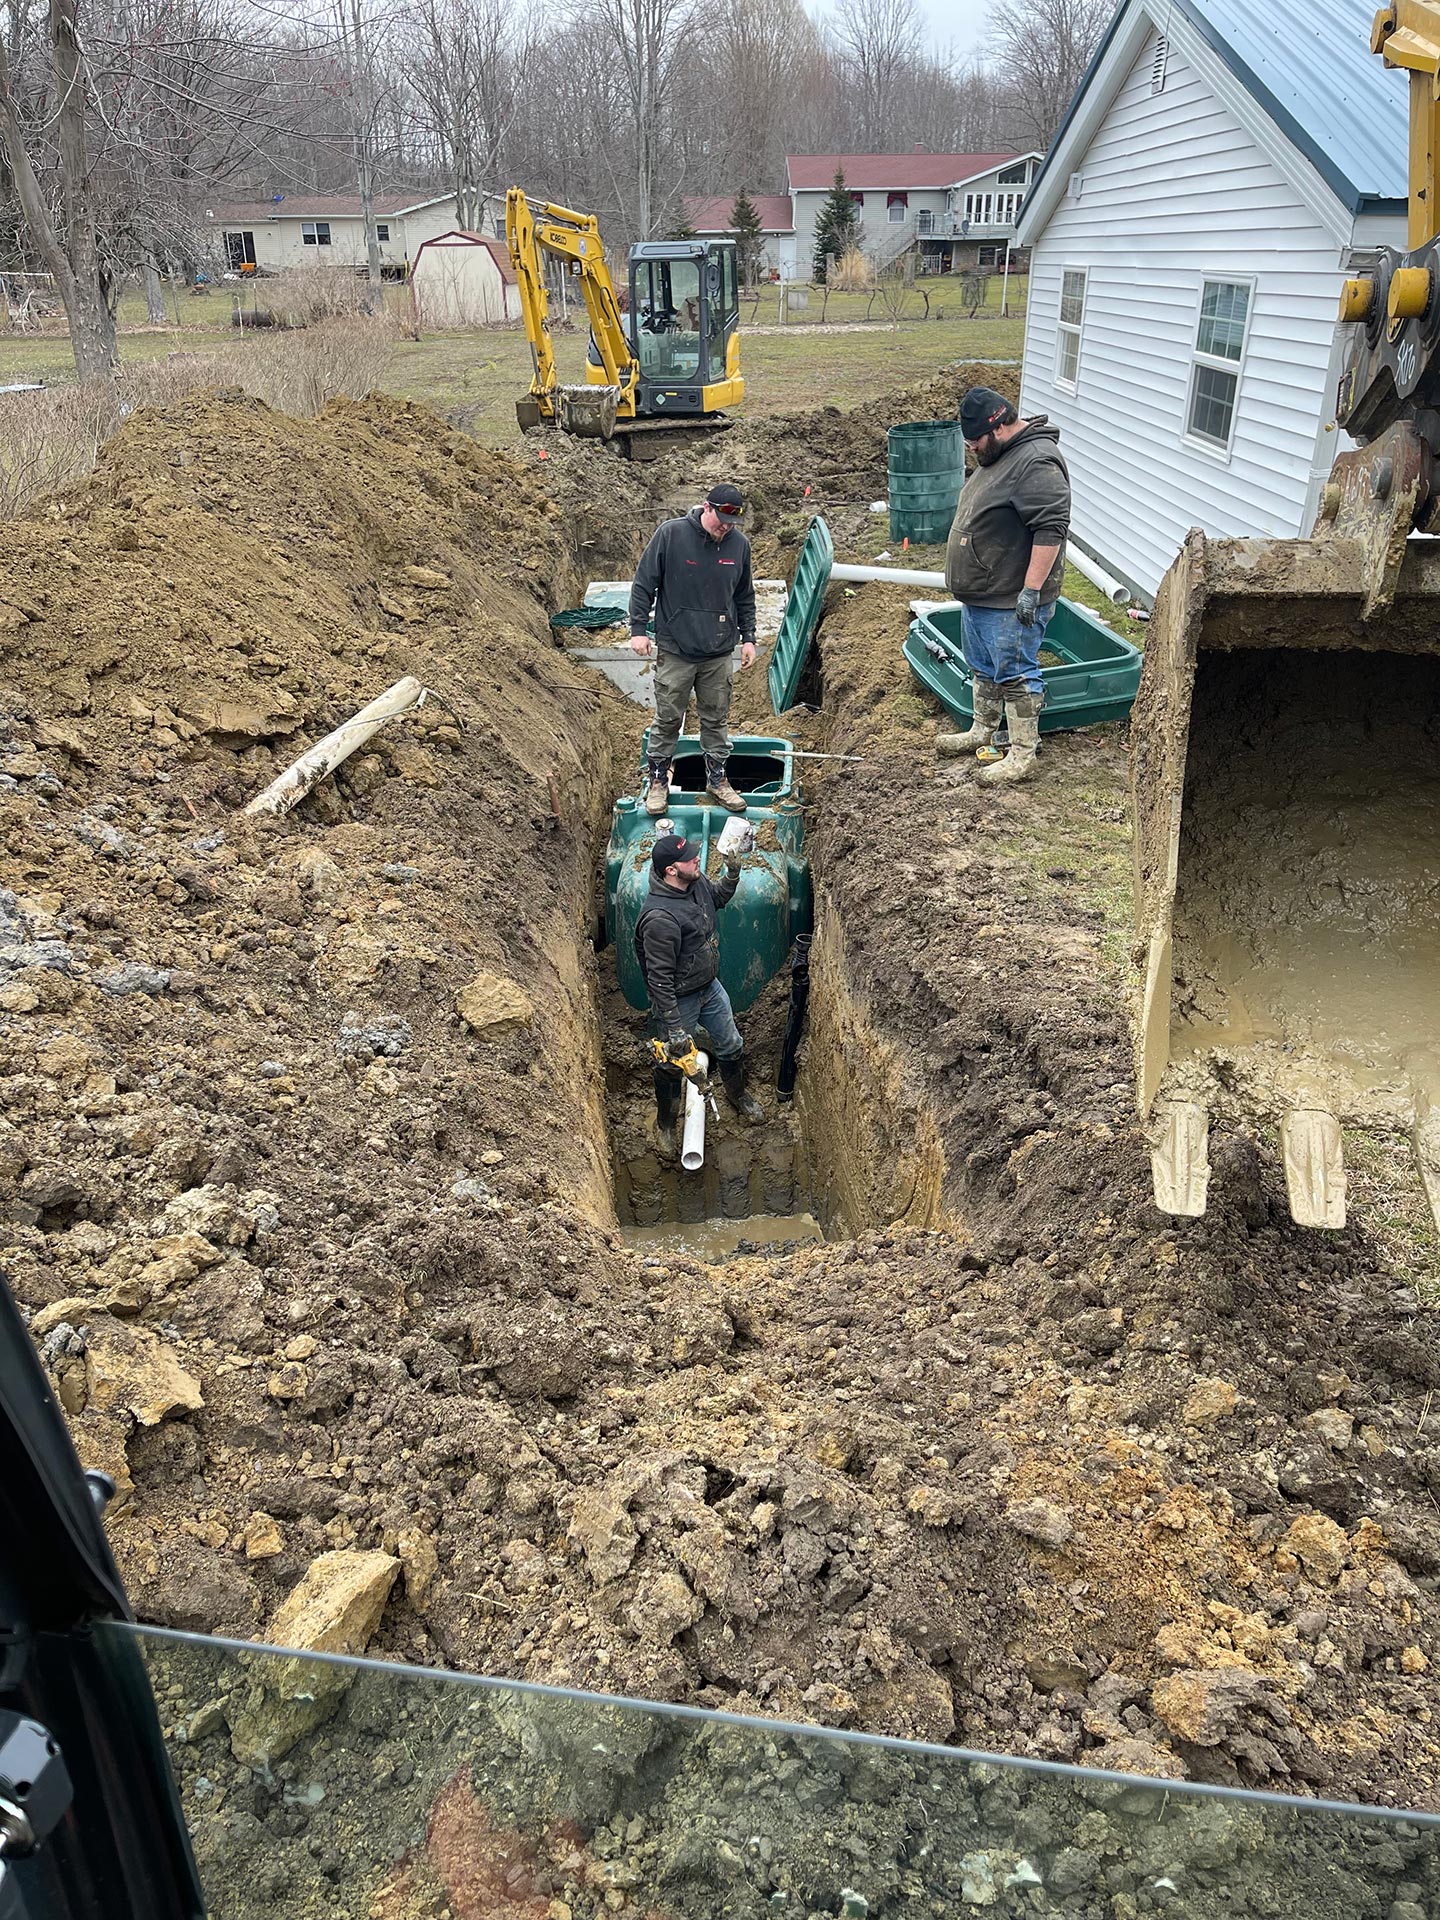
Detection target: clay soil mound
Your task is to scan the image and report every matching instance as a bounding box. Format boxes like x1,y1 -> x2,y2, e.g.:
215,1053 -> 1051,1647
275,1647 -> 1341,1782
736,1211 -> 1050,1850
2,379 -> 1438,1920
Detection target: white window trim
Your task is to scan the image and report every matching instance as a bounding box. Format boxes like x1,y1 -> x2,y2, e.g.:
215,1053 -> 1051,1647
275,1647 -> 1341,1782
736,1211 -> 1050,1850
1054,265 -> 1088,393
1182,274 -> 1256,463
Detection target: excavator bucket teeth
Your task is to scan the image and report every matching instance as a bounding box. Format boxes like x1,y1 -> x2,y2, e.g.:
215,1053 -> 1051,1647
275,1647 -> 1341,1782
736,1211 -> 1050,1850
558,385 -> 619,440
1133,528 -> 1440,1224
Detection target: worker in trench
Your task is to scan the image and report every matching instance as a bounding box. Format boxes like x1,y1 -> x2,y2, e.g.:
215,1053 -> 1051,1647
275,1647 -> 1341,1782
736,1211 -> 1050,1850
636,829 -> 764,1154
937,386 -> 1071,783
629,482 -> 757,818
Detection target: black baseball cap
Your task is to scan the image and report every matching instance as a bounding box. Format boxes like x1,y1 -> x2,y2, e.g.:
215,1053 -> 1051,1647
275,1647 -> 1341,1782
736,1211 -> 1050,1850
705,483 -> 745,515
652,832 -> 695,873
960,387 -> 1014,439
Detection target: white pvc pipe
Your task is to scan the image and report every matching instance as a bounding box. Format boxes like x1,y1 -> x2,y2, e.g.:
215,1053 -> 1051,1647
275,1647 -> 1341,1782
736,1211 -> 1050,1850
243,675 -> 427,818
1065,542 -> 1131,604
680,1049 -> 709,1172
831,562 -> 947,588
833,548 -> 1132,606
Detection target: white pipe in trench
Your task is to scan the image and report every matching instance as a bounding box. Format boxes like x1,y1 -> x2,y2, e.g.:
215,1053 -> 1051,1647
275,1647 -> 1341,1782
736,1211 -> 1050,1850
831,544 -> 1131,605
680,1049 -> 709,1172
1064,542 -> 1131,604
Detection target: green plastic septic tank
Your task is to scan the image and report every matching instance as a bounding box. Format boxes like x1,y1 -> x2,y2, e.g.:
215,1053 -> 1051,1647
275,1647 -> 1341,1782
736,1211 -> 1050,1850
606,734 -> 813,1015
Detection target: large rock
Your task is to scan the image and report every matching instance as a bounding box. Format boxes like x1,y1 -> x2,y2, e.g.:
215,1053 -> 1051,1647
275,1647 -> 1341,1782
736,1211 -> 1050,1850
1151,1666 -> 1267,1746
1283,1511 -> 1349,1581
83,1317 -> 204,1425
228,1549 -> 400,1766
456,970 -> 534,1036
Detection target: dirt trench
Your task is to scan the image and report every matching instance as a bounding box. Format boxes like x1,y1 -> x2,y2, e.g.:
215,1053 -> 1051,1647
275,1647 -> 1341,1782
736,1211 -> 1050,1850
3,380 -> 1440,1918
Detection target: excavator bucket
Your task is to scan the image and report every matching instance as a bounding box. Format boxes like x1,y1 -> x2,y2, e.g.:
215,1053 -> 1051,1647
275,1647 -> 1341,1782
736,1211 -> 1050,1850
557,383 -> 619,440
515,395 -> 544,432
1133,528 -> 1440,1230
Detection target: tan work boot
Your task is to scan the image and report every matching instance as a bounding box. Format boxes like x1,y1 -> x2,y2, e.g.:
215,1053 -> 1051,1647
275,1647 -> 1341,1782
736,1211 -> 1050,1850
976,697 -> 1041,784
937,678 -> 1002,756
643,760 -> 670,817
705,757 -> 747,813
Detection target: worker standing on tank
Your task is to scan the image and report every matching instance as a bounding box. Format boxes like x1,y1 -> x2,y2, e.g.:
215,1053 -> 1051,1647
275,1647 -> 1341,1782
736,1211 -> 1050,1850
637,829 -> 763,1154
629,483 -> 757,818
937,386 -> 1070,784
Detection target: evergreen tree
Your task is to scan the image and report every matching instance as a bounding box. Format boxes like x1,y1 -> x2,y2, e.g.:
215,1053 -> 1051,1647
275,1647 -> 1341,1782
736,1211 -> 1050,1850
668,210 -> 698,240
811,166 -> 860,284
729,189 -> 764,287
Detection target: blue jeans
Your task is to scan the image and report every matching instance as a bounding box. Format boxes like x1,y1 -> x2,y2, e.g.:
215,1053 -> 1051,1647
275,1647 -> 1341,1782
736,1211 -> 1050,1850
651,978 -> 743,1063
960,600 -> 1053,699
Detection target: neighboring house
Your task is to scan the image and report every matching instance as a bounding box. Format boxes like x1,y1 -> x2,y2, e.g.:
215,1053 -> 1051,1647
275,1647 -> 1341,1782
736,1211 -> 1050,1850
410,231 -> 520,328
204,192 -> 499,277
682,195 -> 797,280
1014,0 -> 1407,601
785,152 -> 1043,276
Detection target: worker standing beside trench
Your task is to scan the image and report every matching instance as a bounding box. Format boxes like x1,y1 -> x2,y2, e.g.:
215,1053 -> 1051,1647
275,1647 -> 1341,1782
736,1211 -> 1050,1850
937,386 -> 1071,784
629,483 -> 758,818
637,830 -> 764,1155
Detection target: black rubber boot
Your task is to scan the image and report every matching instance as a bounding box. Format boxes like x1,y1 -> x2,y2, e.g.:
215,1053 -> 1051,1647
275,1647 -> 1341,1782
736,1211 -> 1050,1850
653,1068 -> 683,1156
719,1055 -> 763,1125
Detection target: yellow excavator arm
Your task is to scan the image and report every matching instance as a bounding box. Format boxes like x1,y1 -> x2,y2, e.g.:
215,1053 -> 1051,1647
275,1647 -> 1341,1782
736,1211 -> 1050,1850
505,187 -> 638,435
1372,0 -> 1440,248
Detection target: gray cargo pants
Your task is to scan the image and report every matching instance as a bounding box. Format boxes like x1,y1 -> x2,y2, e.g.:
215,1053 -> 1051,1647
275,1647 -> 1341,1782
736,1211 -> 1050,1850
650,650 -> 734,765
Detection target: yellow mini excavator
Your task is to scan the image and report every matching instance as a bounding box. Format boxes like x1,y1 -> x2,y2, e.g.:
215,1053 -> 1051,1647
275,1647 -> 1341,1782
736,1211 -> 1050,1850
505,188 -> 745,454
1134,3 -> 1440,1232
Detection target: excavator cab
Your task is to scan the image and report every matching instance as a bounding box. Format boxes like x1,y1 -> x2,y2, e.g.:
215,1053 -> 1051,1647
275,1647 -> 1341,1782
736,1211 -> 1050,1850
621,241 -> 742,417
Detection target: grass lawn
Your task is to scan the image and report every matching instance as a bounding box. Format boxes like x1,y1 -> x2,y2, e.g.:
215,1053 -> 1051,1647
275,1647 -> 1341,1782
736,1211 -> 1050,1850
2,276 -> 1024,448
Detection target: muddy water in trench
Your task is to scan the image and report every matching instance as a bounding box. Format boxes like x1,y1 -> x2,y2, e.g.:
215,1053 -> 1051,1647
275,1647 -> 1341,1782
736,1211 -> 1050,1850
1171,649 -> 1440,1123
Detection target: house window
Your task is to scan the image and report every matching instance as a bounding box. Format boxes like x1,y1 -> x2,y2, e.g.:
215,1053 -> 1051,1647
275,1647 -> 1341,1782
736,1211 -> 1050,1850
1055,267 -> 1087,390
376,222 -> 390,242
849,192 -> 864,206
302,221 -> 332,247
223,230 -> 255,269
998,161 -> 1027,185
1186,279 -> 1252,451
887,192 -> 908,222
916,208 -> 935,236
977,244 -> 1001,268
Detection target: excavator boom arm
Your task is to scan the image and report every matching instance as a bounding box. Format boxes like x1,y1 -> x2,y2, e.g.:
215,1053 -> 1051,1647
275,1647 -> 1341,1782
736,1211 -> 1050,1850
1373,1 -> 1440,248
504,188 -> 637,415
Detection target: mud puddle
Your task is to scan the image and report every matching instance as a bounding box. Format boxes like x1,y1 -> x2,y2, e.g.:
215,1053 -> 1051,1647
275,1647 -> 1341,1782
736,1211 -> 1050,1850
622,1210 -> 825,1261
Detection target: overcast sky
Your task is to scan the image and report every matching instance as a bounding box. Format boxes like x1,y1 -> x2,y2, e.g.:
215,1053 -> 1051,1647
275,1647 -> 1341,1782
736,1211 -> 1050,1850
809,0 -> 993,67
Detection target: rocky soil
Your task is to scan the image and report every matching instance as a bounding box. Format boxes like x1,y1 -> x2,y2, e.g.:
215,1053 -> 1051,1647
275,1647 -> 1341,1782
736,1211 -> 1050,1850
3,373 -> 1438,1920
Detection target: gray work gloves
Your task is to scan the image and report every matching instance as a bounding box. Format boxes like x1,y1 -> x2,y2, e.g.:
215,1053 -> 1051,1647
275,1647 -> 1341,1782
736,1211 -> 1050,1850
1015,585 -> 1042,627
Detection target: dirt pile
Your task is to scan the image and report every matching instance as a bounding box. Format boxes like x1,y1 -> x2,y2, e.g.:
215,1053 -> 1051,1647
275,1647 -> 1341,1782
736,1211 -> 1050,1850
710,360 -> 1023,539
3,376 -> 1438,1920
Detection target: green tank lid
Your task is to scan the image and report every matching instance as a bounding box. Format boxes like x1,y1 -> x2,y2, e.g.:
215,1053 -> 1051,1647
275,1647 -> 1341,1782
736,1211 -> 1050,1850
769,515 -> 833,715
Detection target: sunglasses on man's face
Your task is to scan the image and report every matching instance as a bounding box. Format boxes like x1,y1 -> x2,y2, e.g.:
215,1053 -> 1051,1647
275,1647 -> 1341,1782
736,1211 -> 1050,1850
708,500 -> 743,516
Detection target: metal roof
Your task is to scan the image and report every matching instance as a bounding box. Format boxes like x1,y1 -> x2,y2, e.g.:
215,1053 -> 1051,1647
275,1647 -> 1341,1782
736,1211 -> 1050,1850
1175,0 -> 1408,210
1034,0 -> 1407,220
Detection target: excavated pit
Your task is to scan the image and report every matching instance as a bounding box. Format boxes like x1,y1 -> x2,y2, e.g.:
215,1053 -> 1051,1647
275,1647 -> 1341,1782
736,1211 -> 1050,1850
1170,647 -> 1440,1128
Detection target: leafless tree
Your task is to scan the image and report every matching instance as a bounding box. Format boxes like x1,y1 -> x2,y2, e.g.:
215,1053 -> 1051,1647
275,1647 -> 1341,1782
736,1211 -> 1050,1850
831,0 -> 923,152
988,0 -> 1109,148
588,0 -> 691,238
402,0 -> 528,231
0,0 -> 118,376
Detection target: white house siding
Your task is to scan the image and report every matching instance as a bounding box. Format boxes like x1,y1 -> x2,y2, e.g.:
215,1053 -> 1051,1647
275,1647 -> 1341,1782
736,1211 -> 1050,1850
1018,28 -> 1373,600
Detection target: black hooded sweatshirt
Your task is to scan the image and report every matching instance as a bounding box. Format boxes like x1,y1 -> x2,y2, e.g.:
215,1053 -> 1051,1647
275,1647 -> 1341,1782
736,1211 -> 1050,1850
629,508 -> 757,659
635,867 -> 740,1025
